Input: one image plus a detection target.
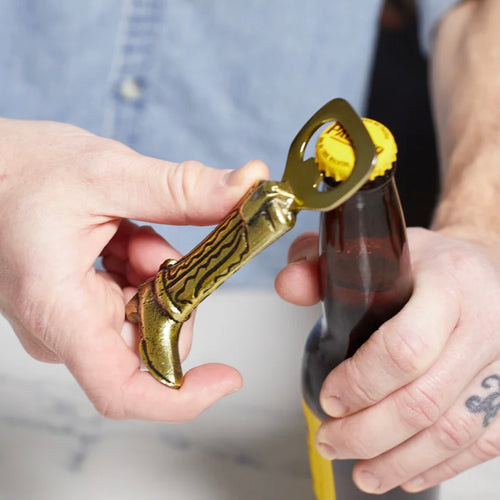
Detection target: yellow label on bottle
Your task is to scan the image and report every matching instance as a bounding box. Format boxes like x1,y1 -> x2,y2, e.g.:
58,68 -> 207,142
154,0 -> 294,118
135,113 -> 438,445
302,400 -> 336,500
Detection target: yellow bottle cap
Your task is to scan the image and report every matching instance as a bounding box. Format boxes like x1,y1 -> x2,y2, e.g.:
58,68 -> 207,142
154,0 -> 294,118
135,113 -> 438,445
315,118 -> 398,182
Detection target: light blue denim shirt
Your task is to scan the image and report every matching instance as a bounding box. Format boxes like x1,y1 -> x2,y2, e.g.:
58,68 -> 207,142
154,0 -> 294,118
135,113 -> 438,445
0,0 -> 459,287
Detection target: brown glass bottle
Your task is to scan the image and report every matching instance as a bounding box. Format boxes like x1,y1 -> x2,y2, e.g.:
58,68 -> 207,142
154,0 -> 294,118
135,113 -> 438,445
302,167 -> 440,499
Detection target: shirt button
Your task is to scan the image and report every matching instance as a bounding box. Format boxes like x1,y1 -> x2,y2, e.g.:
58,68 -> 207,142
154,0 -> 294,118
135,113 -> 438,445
119,76 -> 142,102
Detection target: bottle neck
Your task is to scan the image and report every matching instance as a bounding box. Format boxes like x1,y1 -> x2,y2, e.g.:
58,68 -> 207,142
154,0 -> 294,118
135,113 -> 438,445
320,171 -> 412,355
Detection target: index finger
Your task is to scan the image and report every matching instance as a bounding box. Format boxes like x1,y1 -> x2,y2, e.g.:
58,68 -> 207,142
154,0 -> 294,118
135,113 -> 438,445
319,268 -> 459,418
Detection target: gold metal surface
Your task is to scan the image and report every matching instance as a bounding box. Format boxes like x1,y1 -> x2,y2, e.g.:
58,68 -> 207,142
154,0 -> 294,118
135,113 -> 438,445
126,98 -> 377,388
282,98 -> 377,210
126,180 -> 296,387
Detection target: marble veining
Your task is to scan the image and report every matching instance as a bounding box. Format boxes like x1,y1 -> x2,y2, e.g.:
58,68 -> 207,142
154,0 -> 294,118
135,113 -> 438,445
1,292 -> 499,500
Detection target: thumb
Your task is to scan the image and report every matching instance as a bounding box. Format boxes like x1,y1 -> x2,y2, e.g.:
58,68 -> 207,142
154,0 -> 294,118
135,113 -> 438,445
95,152 -> 269,225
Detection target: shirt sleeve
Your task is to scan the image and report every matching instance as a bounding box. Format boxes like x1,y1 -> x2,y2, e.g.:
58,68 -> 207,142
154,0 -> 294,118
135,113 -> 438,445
415,0 -> 464,55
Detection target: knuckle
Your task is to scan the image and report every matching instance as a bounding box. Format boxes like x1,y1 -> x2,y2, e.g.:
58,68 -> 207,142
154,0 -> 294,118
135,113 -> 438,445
388,456 -> 414,480
438,460 -> 462,481
342,426 -> 373,458
165,160 -> 202,216
178,159 -> 204,172
398,386 -> 442,430
445,246 -> 479,278
471,435 -> 500,462
91,378 -> 130,421
379,323 -> 429,377
342,354 -> 379,406
432,413 -> 477,452
93,396 -> 125,421
441,245 -> 498,302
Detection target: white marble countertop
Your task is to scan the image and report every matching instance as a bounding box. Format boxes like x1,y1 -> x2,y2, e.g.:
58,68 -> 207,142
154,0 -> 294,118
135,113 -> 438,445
1,290 -> 498,500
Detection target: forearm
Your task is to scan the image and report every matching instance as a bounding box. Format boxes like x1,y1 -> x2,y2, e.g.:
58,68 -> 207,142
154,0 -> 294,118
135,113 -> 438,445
430,0 -> 500,250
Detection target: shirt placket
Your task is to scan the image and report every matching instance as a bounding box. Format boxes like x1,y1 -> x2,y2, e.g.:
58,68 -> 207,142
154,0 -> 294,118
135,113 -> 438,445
103,0 -> 164,147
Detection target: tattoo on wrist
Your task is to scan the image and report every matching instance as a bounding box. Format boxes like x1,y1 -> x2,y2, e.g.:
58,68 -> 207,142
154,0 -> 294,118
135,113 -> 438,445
465,375 -> 500,427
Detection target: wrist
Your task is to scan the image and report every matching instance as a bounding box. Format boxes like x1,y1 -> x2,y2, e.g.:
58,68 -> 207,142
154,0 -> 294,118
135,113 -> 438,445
431,154 -> 499,258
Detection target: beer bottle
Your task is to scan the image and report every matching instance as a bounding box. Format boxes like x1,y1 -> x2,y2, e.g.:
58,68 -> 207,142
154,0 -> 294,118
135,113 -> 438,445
302,119 -> 439,500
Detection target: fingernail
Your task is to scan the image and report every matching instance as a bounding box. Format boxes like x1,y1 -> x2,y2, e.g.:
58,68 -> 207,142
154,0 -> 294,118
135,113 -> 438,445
316,442 -> 337,460
357,471 -> 381,493
288,240 -> 318,263
224,386 -> 242,396
403,475 -> 425,492
289,248 -> 317,264
322,395 -> 348,417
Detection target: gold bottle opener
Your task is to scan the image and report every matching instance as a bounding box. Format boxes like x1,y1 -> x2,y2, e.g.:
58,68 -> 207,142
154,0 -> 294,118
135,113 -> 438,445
125,98 -> 377,388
